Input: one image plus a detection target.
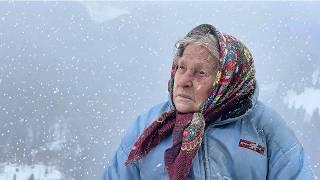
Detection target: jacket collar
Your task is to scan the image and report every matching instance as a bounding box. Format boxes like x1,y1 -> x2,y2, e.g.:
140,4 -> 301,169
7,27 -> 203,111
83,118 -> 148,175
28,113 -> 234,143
207,81 -> 260,128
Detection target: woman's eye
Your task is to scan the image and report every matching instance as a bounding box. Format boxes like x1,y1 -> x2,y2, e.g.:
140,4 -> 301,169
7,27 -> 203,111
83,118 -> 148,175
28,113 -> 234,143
199,70 -> 206,75
178,65 -> 185,69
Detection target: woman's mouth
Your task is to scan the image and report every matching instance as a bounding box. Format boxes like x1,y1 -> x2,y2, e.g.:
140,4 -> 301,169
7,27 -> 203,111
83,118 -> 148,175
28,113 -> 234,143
176,94 -> 193,101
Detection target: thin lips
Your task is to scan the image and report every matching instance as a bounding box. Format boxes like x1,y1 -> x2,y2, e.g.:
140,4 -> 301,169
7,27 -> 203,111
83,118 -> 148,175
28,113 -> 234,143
177,94 -> 193,101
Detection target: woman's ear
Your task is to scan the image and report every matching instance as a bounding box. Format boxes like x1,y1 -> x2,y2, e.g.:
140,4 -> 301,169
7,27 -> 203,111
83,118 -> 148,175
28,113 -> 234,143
177,45 -> 185,57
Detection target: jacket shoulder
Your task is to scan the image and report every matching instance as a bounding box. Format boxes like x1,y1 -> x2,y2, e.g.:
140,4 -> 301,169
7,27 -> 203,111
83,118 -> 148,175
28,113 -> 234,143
120,101 -> 170,154
251,101 -> 302,165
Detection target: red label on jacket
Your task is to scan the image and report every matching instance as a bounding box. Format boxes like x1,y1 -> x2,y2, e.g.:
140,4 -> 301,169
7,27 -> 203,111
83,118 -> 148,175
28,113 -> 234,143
239,139 -> 265,155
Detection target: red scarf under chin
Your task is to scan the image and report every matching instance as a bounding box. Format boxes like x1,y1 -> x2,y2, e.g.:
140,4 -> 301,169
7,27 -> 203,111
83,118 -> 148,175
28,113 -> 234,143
164,112 -> 202,179
125,110 -> 205,180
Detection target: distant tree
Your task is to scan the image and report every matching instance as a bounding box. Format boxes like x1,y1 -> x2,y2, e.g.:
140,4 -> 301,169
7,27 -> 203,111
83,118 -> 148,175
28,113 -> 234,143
29,174 -> 34,180
45,167 -> 49,176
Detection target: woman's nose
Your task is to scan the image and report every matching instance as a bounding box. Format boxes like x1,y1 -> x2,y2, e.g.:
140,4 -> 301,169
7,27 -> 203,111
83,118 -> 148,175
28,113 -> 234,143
178,72 -> 193,87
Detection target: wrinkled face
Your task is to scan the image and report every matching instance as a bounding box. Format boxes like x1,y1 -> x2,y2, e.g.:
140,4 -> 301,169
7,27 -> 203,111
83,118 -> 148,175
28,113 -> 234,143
173,43 -> 218,113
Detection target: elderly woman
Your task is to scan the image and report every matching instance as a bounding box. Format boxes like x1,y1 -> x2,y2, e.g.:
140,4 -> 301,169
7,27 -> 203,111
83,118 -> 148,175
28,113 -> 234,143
103,24 -> 312,179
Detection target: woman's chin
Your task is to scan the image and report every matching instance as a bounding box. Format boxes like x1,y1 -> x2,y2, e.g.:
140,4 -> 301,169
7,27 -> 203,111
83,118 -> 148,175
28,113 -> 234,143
175,104 -> 197,113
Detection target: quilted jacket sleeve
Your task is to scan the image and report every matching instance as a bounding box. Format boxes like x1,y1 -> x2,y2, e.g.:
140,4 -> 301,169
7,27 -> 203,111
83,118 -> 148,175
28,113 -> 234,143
102,144 -> 140,180
267,142 -> 313,179
102,102 -> 169,180
260,104 -> 314,180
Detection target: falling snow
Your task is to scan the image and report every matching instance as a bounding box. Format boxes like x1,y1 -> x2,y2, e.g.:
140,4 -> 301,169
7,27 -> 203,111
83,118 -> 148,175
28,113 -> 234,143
0,1 -> 319,180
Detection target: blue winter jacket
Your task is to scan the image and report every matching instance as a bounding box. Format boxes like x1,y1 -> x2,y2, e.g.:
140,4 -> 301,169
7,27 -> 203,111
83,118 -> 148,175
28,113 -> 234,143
103,87 -> 313,179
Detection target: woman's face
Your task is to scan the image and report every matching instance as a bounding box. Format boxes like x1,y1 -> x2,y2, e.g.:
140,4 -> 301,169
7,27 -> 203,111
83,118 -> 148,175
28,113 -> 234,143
173,43 -> 218,113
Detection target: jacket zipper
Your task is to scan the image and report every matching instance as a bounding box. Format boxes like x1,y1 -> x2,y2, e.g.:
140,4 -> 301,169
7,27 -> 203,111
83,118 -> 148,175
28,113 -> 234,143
200,116 -> 246,180
202,135 -> 208,180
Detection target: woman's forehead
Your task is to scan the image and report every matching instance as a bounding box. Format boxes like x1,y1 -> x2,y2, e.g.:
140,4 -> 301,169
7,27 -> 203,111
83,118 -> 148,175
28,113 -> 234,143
180,44 -> 217,66
183,44 -> 211,59
184,43 -> 209,54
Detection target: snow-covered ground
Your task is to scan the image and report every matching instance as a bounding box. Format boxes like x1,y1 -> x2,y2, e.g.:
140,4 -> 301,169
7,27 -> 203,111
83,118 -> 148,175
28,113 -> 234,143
285,87 -> 320,121
0,163 -> 64,180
